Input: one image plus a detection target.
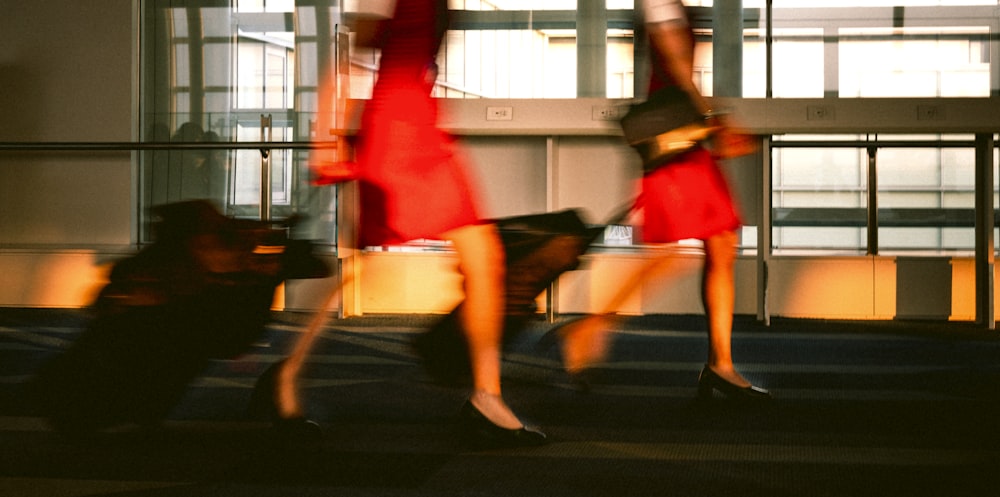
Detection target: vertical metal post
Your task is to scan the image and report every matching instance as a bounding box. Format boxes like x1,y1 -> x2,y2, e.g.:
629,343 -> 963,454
867,145 -> 878,256
259,114 -> 273,221
576,1 -> 607,98
975,133 -> 995,329
546,136 -> 559,323
823,25 -> 840,98
713,0 -> 743,98
757,136 -> 771,325
765,0 -> 772,98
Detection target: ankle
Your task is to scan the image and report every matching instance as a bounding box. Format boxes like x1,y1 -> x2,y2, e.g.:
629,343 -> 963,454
469,391 -> 522,430
706,363 -> 749,388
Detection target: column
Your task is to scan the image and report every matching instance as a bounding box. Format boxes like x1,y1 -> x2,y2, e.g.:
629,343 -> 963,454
577,1 -> 607,98
712,0 -> 743,98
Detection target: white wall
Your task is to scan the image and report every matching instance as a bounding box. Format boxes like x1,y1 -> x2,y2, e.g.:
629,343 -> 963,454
0,0 -> 134,247
0,0 -> 135,307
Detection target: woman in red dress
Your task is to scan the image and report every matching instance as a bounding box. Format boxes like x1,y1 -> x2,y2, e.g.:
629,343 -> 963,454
354,0 -> 545,446
282,0 -> 543,448
552,0 -> 769,401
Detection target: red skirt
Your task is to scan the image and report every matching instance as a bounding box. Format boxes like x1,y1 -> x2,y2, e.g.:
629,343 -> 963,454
636,147 -> 741,243
355,108 -> 482,247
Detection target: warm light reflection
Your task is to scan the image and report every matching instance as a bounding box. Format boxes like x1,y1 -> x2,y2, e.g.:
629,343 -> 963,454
25,253 -> 116,308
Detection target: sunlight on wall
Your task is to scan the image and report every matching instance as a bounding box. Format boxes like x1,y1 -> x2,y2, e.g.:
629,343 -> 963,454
769,257 -> 892,320
0,252 -> 118,308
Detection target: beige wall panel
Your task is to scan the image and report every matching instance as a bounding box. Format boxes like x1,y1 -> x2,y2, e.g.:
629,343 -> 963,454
950,259 -> 976,321
459,136 -> 548,219
0,1 -> 133,247
874,258 -> 897,319
359,253 -> 464,314
554,136 -> 640,224
769,257 -> 881,319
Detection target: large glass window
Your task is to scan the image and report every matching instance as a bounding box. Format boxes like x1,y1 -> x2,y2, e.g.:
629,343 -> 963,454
139,0 -> 1000,250
140,1 -> 341,243
441,28 -> 576,98
877,138 -> 977,253
745,28 -> 825,98
771,134 -> 992,255
452,0 -> 576,9
772,136 -> 869,253
764,5 -> 996,99
840,26 -> 991,98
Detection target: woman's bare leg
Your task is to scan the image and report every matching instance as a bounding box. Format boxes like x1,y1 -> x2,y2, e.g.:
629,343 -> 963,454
700,230 -> 750,387
274,278 -> 347,419
444,223 -> 522,429
560,248 -> 687,372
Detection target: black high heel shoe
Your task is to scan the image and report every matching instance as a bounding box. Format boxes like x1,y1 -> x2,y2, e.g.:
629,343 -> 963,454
459,401 -> 547,449
697,365 -> 772,401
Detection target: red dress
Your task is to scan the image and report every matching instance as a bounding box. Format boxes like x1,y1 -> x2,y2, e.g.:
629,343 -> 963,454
636,15 -> 741,243
637,147 -> 741,243
355,0 -> 482,247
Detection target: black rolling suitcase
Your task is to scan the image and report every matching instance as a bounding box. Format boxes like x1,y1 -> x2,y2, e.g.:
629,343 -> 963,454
412,208 -> 610,384
25,200 -> 330,435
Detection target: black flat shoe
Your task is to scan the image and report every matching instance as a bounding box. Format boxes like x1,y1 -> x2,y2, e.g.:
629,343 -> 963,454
697,365 -> 772,401
459,401 -> 547,449
272,416 -> 322,438
268,416 -> 323,451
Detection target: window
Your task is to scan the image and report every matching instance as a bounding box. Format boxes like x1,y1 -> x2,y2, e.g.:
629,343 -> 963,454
771,134 -> 993,255
140,1 -> 329,241
840,26 -> 991,98
772,136 -> 869,253
139,0 -> 1000,251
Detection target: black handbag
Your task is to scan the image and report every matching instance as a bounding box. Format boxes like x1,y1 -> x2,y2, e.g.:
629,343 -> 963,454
619,86 -> 719,173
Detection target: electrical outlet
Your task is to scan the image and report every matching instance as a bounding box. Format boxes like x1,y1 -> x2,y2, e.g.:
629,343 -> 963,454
806,105 -> 834,121
917,105 -> 944,121
592,105 -> 620,121
486,106 -> 513,121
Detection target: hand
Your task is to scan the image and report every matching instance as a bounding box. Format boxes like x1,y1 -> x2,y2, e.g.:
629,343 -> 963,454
310,159 -> 359,185
710,118 -> 757,159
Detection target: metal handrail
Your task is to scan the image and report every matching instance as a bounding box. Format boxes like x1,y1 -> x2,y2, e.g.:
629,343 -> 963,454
2,138 -> 993,152
770,140 -> 981,148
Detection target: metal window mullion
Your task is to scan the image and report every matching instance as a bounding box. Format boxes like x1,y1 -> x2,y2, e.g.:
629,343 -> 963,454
260,114 -> 273,221
867,145 -> 878,256
758,135 -> 772,325
548,135 -> 562,322
992,19 -> 1000,98
765,0 -> 772,98
823,24 -> 839,98
975,133 -> 995,329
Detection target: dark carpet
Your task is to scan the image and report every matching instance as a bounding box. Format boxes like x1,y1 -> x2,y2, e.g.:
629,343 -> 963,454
1,308 -> 998,497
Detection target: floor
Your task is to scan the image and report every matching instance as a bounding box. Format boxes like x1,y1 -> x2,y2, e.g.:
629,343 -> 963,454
1,308 -> 999,497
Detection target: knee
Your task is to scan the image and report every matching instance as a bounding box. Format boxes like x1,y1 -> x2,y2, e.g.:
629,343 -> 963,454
455,224 -> 506,281
704,231 -> 738,267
